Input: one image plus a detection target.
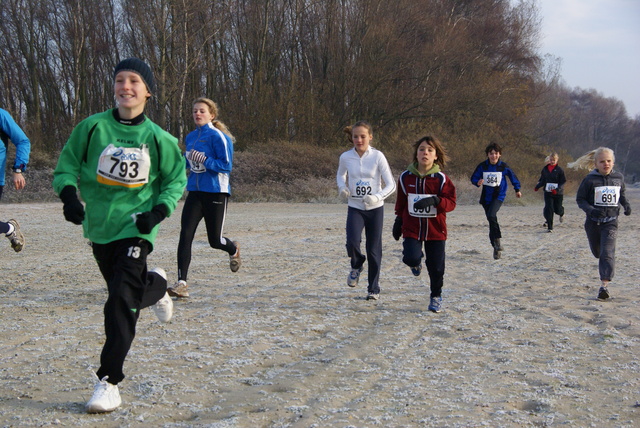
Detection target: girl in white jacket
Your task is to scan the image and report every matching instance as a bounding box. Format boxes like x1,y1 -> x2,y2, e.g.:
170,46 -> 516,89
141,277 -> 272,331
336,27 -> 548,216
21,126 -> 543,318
337,121 -> 396,300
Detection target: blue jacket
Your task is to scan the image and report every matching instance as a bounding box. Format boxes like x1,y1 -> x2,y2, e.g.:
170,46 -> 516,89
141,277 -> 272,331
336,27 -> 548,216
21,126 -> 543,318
185,122 -> 233,194
0,108 -> 31,186
470,159 -> 521,204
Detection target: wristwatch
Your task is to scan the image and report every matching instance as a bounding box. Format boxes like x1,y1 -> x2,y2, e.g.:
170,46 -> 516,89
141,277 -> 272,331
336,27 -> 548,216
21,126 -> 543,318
13,168 -> 22,173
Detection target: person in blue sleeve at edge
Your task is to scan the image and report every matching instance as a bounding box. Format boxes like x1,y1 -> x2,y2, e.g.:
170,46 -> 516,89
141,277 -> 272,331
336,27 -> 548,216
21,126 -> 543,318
52,58 -> 186,414
0,107 -> 30,251
470,142 -> 522,260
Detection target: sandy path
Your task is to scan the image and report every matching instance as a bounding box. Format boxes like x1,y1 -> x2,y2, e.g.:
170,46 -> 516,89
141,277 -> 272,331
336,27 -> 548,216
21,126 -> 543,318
1,190 -> 639,427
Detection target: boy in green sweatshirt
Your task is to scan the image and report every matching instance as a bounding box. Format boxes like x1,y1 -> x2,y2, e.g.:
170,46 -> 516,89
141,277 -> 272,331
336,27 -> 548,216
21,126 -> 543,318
53,58 -> 186,413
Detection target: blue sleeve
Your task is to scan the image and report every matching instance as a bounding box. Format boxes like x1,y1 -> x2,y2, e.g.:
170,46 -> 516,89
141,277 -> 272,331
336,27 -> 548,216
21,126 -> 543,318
506,167 -> 521,191
0,109 -> 30,169
203,132 -> 233,174
470,164 -> 483,186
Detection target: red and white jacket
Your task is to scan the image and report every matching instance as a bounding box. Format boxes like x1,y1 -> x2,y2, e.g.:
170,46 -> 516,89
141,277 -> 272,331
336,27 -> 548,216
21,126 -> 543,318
395,168 -> 456,241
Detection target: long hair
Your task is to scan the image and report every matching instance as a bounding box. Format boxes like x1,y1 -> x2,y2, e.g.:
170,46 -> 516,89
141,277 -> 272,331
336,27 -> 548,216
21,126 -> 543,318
568,147 -> 614,170
343,120 -> 373,144
193,97 -> 235,141
412,135 -> 450,168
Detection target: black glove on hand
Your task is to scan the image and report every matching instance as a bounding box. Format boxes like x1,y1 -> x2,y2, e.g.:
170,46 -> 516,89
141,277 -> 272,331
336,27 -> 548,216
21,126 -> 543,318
624,205 -> 632,216
590,207 -> 606,220
59,185 -> 85,225
136,204 -> 168,234
392,216 -> 403,241
414,195 -> 440,210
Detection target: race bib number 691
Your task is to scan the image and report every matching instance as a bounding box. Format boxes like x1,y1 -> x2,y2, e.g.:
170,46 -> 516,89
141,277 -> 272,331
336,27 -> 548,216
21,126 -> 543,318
594,186 -> 620,207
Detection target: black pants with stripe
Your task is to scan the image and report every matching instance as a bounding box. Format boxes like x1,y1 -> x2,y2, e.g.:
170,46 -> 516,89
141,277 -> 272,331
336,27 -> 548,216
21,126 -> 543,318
92,238 -> 167,384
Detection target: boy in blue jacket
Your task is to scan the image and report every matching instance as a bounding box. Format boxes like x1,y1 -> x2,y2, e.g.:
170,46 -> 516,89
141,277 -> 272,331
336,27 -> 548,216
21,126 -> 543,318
470,142 -> 522,259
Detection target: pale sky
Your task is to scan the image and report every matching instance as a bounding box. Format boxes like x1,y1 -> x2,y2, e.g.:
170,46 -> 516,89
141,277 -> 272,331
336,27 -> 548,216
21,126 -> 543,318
537,0 -> 640,117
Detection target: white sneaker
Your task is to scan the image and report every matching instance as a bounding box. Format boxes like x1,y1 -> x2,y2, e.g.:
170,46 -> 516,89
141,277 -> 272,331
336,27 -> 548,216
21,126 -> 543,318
86,375 -> 121,413
150,268 -> 173,322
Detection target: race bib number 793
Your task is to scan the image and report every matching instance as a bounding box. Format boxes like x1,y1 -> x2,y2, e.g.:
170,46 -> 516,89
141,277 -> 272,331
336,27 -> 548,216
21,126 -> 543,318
97,144 -> 151,188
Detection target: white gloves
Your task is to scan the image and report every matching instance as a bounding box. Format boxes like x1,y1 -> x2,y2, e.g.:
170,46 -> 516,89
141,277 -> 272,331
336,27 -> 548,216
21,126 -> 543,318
339,187 -> 350,201
363,194 -> 380,205
188,150 -> 207,164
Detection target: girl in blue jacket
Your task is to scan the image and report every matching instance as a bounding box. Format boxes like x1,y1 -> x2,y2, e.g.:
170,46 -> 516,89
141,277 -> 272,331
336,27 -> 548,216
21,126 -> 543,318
170,98 -> 240,298
470,142 -> 522,259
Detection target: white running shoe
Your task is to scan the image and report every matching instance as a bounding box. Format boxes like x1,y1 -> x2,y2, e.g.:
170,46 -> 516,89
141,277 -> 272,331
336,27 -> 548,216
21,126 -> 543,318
150,268 -> 173,322
86,375 -> 121,413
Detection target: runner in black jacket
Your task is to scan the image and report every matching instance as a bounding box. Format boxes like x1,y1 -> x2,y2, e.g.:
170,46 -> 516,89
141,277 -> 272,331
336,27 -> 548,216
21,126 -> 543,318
570,147 -> 631,301
534,152 -> 566,232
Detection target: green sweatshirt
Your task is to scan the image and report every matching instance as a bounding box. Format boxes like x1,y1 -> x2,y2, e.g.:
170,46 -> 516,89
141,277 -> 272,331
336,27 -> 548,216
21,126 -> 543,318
53,109 -> 186,246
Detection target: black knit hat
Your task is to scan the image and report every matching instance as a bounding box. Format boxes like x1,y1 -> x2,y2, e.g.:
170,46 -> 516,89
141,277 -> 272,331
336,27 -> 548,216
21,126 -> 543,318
113,58 -> 156,95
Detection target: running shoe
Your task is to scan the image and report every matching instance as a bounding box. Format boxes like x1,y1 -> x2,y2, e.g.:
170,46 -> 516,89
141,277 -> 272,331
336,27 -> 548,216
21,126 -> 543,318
366,293 -> 379,300
149,268 -> 173,322
6,219 -> 24,252
347,266 -> 363,287
410,265 -> 422,277
229,242 -> 241,272
597,286 -> 610,300
547,229 -> 553,233
86,375 -> 121,413
428,297 -> 442,313
168,280 -> 189,298
543,222 -> 548,228
493,247 -> 501,260
559,215 -> 564,223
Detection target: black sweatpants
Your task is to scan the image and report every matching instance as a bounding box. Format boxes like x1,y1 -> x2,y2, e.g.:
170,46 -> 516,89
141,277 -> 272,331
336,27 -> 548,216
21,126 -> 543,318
482,199 -> 503,246
402,238 -> 446,298
584,218 -> 618,282
543,192 -> 564,230
177,191 -> 236,281
92,238 -> 167,384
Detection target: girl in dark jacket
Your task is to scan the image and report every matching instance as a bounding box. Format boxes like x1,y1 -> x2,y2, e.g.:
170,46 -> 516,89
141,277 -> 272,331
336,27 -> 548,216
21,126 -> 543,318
534,152 -> 566,232
570,147 -> 631,301
393,135 -> 456,313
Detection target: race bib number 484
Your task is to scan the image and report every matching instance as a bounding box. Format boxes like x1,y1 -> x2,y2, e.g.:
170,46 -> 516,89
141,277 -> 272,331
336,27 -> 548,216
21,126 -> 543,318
97,144 -> 151,188
594,186 -> 620,207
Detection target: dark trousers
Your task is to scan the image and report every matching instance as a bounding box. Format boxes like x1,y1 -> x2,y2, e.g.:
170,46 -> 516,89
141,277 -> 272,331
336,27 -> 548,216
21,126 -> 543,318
345,206 -> 384,294
482,199 -> 503,246
177,191 -> 236,281
92,238 -> 167,384
403,238 -> 446,298
584,219 -> 618,281
543,193 -> 564,230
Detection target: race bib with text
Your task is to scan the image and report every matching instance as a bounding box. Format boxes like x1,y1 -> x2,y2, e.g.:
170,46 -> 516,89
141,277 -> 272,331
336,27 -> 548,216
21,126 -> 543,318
594,186 -> 620,207
482,171 -> 502,187
97,144 -> 150,188
408,193 -> 437,218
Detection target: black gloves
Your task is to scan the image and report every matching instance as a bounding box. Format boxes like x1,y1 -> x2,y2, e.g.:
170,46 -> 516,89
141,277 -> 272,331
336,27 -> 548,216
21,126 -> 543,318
414,195 -> 440,210
624,205 -> 632,216
59,185 -> 85,225
136,204 -> 168,234
589,208 -> 607,221
392,216 -> 402,241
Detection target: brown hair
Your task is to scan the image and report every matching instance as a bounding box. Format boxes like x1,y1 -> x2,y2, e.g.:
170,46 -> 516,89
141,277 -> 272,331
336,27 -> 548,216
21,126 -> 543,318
343,121 -> 373,143
413,135 -> 450,168
485,142 -> 503,155
193,97 -> 235,141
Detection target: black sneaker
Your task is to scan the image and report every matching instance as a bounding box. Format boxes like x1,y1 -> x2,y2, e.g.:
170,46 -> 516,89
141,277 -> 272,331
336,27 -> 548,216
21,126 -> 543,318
493,247 -> 501,260
597,287 -> 610,300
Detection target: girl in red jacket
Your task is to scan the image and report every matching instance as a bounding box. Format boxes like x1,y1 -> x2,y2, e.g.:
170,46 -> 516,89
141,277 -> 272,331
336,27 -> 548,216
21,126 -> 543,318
393,135 -> 457,312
